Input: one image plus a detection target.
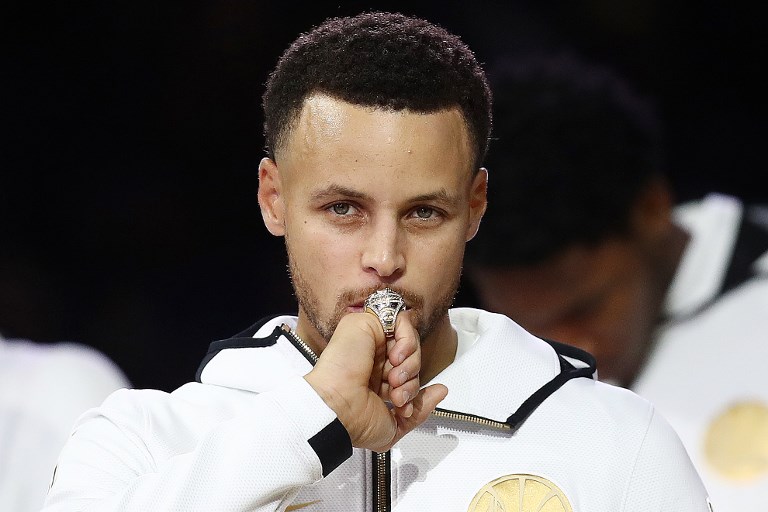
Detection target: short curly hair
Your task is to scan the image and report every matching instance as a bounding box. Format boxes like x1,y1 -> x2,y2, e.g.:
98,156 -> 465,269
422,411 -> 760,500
262,11 -> 492,171
465,50 -> 665,267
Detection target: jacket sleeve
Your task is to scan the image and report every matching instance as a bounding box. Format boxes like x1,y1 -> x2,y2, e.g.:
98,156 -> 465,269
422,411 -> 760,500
42,376 -> 352,512
623,406 -> 713,511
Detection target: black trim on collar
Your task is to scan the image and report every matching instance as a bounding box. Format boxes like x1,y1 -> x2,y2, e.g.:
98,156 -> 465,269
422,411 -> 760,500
504,338 -> 596,431
195,315 -> 286,383
232,315 -> 286,338
433,339 -> 597,433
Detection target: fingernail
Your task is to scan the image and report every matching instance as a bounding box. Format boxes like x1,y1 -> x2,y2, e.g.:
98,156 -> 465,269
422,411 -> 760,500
402,391 -> 411,404
399,370 -> 409,385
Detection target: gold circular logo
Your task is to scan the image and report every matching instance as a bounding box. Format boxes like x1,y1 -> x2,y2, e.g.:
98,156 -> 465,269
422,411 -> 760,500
704,400 -> 768,481
468,474 -> 572,512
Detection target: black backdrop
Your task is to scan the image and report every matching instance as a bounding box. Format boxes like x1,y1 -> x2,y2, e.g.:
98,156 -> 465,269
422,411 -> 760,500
2,1 -> 765,391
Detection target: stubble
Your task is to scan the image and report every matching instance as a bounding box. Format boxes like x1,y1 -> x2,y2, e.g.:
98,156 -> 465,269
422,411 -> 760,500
286,241 -> 461,344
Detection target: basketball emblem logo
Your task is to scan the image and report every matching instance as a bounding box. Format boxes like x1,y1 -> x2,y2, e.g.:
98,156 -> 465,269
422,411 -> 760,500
468,474 -> 572,512
704,400 -> 768,480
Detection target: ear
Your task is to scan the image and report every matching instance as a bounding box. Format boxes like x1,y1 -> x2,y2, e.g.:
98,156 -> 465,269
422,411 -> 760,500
257,157 -> 286,236
465,167 -> 488,241
631,174 -> 674,241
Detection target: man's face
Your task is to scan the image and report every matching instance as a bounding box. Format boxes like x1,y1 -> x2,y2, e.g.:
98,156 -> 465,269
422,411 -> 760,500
469,239 -> 664,385
258,94 -> 486,349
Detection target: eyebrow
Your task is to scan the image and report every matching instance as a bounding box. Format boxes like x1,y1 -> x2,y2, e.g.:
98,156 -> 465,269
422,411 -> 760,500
310,185 -> 459,205
310,185 -> 369,203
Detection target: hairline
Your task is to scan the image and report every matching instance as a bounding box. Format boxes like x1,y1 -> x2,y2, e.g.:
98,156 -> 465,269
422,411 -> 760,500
271,92 -> 483,176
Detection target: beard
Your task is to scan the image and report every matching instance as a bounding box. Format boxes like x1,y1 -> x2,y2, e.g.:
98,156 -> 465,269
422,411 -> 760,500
286,241 -> 461,344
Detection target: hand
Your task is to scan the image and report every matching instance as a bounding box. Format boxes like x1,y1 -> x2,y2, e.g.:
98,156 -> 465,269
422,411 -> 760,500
304,310 -> 447,452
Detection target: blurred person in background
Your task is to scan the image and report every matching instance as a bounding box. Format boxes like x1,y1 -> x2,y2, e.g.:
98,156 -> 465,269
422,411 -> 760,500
0,334 -> 130,512
465,50 -> 768,511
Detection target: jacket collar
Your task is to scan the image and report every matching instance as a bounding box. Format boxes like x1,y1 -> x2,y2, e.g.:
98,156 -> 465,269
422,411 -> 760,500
196,309 -> 595,429
196,315 -> 310,392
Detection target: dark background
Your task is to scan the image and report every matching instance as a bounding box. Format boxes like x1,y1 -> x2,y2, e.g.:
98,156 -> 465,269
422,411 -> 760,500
2,1 -> 765,391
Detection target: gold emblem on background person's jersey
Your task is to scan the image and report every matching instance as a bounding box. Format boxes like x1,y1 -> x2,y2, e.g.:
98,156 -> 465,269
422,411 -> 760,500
704,400 -> 768,480
468,474 -> 572,512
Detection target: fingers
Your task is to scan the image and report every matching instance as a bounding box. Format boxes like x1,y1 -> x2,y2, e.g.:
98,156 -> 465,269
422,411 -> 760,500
388,382 -> 418,410
393,402 -> 414,419
387,310 -> 419,368
390,383 -> 448,446
373,383 -> 449,452
399,384 -> 448,427
381,311 -> 420,407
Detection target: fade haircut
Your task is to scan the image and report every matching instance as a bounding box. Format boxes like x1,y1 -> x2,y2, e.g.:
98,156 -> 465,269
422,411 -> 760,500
465,50 -> 665,267
262,11 -> 492,171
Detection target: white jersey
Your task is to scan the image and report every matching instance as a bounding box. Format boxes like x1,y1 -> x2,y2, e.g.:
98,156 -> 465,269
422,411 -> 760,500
633,193 -> 768,511
0,336 -> 131,512
44,309 -> 709,511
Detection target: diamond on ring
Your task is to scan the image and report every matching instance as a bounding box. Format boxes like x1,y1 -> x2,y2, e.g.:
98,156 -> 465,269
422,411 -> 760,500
364,288 -> 405,337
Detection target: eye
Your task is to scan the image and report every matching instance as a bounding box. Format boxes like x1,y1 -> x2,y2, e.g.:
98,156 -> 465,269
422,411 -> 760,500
331,203 -> 351,215
414,206 -> 435,219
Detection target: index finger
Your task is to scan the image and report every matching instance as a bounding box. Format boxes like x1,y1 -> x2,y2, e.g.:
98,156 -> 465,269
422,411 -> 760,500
388,309 -> 419,368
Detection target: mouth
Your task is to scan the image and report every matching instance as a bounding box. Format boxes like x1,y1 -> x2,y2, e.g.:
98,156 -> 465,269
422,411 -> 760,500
346,303 -> 366,313
346,298 -> 408,313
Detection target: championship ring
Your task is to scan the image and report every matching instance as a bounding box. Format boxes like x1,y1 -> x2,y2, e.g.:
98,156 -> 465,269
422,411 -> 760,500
364,288 -> 405,337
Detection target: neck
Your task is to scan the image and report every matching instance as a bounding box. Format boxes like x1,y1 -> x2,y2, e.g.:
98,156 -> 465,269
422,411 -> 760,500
418,314 -> 458,383
294,310 -> 329,356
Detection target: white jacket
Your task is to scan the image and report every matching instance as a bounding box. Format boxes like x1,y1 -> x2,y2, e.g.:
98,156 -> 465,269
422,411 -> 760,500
44,308 -> 710,511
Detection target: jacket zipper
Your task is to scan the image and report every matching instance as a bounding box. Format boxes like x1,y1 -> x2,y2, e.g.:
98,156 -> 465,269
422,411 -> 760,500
368,412 -> 509,511
431,409 -> 512,431
372,451 -> 391,512
284,327 -> 511,511
284,327 -> 318,364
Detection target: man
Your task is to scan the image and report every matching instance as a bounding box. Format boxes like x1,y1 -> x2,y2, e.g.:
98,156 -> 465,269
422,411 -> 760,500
465,50 -> 768,511
44,12 -> 711,511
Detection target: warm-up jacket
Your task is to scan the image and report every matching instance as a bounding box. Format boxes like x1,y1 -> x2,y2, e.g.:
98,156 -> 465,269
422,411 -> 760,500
43,308 -> 711,511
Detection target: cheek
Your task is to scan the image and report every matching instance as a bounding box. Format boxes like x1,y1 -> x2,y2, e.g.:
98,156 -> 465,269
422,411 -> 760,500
414,227 -> 462,254
613,274 -> 652,325
311,229 -> 347,253
592,283 -> 649,346
410,233 -> 465,286
295,226 -> 356,278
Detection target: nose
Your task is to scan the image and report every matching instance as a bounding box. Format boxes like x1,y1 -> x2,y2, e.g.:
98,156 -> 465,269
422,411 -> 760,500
361,217 -> 405,279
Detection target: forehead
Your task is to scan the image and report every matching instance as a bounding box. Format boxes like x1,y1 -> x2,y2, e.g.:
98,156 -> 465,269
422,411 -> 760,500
277,94 -> 474,182
517,242 -> 636,292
